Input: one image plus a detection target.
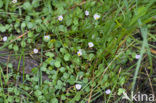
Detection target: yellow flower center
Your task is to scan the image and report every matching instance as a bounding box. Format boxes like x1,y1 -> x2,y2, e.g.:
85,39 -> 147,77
45,37 -> 49,40
95,17 -> 99,20
78,53 -> 81,56
59,18 -> 62,21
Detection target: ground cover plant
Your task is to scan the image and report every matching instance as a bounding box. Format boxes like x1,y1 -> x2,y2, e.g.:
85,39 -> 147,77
0,0 -> 156,103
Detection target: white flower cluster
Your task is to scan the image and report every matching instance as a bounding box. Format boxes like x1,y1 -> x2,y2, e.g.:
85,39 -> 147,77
58,11 -> 100,21
85,10 -> 100,20
57,11 -> 100,57
77,42 -> 94,56
12,0 -> 17,3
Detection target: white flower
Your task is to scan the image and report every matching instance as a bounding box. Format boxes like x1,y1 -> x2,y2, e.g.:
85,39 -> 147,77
44,35 -> 50,41
58,15 -> 63,21
77,49 -> 82,56
88,42 -> 94,48
3,36 -> 7,42
105,89 -> 111,94
85,10 -> 89,16
33,48 -> 38,54
12,0 -> 17,3
75,84 -> 82,90
135,54 -> 141,59
93,14 -> 100,20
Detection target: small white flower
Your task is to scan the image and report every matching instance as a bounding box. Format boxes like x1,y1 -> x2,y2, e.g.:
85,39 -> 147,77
44,35 -> 50,41
88,42 -> 94,48
33,48 -> 38,54
44,35 -> 50,40
77,49 -> 82,56
12,0 -> 17,3
105,89 -> 111,94
135,54 -> 141,59
85,10 -> 89,16
75,84 -> 82,90
58,15 -> 63,21
93,14 -> 100,20
3,36 -> 8,42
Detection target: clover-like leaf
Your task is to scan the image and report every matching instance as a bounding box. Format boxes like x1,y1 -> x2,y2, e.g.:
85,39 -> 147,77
54,61 -> 61,68
64,53 -> 70,61
45,52 -> 55,58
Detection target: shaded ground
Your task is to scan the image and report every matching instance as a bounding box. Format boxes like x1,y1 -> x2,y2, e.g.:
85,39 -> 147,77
0,49 -> 50,82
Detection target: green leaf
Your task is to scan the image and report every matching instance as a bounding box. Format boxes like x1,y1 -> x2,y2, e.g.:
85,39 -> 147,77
61,95 -> 66,100
23,2 -> 32,10
25,16 -> 31,21
50,60 -> 55,66
13,45 -> 19,52
137,6 -> 147,16
73,57 -> 81,65
60,67 -> 65,73
32,67 -> 38,74
50,98 -> 58,103
28,32 -> 33,37
27,38 -> 32,43
83,78 -> 88,83
27,22 -> 33,29
64,53 -> 70,61
63,73 -> 69,79
48,41 -> 54,48
40,66 -> 46,71
68,75 -> 75,85
56,7 -> 67,15
0,0 -> 3,8
74,94 -> 81,101
21,40 -> 26,47
58,25 -> 67,32
78,71 -> 84,77
0,25 -> 6,32
34,90 -> 42,96
119,77 -> 125,86
55,41 -> 62,48
8,96 -> 13,102
21,22 -> 26,28
88,53 -> 94,61
117,88 -> 125,95
32,0 -> 40,8
8,44 -> 13,49
54,61 -> 61,68
45,52 -> 54,58
102,74 -> 108,83
66,17 -> 72,26
8,63 -> 13,68
60,48 -> 67,54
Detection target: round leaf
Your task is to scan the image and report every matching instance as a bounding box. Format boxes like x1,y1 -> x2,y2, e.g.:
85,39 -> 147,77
64,53 -> 70,61
54,61 -> 61,68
